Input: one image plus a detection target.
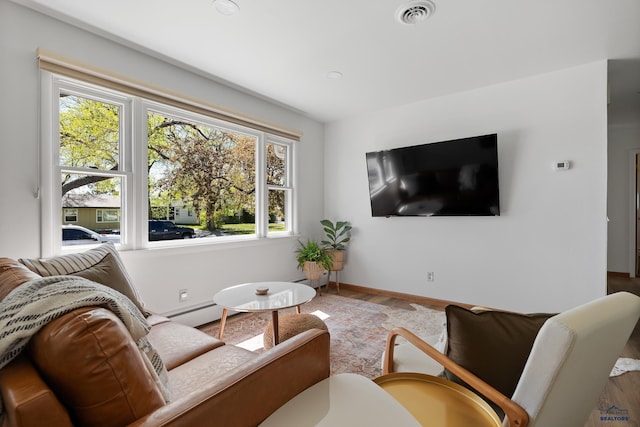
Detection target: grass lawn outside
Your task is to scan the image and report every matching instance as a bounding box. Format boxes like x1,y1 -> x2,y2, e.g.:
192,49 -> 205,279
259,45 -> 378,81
220,223 -> 286,235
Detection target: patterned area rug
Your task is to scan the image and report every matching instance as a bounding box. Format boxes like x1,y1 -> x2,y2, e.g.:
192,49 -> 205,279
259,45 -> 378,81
199,293 -> 445,378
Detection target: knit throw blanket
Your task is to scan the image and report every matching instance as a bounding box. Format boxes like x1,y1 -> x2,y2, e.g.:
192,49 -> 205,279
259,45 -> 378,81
0,275 -> 171,416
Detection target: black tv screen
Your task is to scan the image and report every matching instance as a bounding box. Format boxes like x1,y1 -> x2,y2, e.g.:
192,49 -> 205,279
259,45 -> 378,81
366,134 -> 500,217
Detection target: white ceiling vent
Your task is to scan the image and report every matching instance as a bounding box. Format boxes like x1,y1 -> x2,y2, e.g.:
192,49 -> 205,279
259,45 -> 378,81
396,0 -> 436,25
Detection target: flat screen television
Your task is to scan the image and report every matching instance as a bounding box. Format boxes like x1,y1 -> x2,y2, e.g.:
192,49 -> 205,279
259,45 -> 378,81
365,134 -> 500,217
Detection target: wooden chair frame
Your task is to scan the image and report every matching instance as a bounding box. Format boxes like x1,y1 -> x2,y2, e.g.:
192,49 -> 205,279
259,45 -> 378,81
382,327 -> 529,427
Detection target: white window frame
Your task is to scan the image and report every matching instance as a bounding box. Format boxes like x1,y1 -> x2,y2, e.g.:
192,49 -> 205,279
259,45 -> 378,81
40,72 -> 295,256
265,138 -> 294,236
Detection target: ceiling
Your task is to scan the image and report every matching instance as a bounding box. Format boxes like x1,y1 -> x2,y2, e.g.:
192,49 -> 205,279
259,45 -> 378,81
12,0 -> 640,123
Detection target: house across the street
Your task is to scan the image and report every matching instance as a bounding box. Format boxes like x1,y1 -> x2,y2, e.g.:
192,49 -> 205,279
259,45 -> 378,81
62,193 -> 120,233
62,193 -> 198,232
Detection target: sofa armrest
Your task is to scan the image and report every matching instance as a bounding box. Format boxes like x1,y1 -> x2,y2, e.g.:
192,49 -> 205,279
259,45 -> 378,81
0,355 -> 73,427
129,328 -> 330,427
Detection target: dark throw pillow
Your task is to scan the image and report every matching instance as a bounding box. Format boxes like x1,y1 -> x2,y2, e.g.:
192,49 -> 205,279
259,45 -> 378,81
444,305 -> 555,414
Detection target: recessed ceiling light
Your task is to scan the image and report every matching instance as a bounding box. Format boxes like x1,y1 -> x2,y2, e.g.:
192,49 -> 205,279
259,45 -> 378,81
213,0 -> 240,16
326,71 -> 343,80
396,0 -> 436,25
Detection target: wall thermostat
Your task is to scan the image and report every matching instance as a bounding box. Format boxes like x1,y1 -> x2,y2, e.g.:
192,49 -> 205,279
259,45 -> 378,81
554,160 -> 571,171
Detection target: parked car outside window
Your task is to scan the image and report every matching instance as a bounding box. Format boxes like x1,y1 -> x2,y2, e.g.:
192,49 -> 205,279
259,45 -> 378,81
148,220 -> 195,241
62,225 -> 120,246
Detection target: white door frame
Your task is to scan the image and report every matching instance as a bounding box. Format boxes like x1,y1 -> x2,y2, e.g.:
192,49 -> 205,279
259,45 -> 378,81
628,150 -> 640,278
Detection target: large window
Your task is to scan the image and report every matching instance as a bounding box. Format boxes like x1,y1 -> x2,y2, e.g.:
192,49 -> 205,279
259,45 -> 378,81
147,108 -> 258,236
43,74 -> 294,253
266,142 -> 291,233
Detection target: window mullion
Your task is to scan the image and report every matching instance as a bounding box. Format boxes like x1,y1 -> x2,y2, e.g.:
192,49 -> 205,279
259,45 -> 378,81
116,96 -> 133,249
131,99 -> 148,249
41,72 -> 60,257
255,134 -> 267,237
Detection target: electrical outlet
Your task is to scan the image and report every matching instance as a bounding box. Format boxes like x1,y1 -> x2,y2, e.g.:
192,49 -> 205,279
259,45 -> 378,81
179,289 -> 188,302
426,272 -> 435,282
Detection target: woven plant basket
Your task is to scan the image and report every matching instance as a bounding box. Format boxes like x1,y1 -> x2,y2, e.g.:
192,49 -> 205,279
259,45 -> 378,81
327,249 -> 345,271
303,261 -> 324,281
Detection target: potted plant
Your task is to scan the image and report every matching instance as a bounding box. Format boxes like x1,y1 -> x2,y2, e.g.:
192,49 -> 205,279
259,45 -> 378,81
296,239 -> 333,294
320,220 -> 352,293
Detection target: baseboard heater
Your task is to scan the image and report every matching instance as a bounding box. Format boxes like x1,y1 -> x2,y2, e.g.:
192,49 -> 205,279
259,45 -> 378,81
163,301 -> 216,319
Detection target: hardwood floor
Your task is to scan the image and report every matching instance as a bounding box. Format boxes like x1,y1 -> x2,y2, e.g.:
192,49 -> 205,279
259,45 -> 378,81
331,277 -> 640,427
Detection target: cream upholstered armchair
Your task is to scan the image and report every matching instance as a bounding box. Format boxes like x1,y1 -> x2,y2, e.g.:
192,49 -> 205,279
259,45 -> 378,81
382,292 -> 640,427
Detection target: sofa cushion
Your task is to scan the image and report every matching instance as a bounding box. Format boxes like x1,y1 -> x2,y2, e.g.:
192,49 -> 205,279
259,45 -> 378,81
147,320 -> 225,370
28,307 -> 165,427
0,258 -> 41,301
444,305 -> 554,399
167,345 -> 256,398
19,243 -> 146,314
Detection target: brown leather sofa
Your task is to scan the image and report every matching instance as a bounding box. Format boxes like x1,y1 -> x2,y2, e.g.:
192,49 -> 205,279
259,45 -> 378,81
0,257 -> 330,427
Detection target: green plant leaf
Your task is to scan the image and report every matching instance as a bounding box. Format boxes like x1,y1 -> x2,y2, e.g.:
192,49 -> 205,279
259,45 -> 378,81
320,219 -> 333,228
295,239 -> 333,269
320,219 -> 351,250
323,227 -> 336,238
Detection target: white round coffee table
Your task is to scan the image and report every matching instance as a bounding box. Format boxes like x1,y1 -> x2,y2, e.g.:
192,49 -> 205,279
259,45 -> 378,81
213,281 -> 316,347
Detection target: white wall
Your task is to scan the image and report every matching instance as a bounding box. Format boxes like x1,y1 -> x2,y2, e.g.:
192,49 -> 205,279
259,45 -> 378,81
607,123 -> 640,274
0,1 -> 614,319
325,61 -> 609,313
0,0 -> 325,325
